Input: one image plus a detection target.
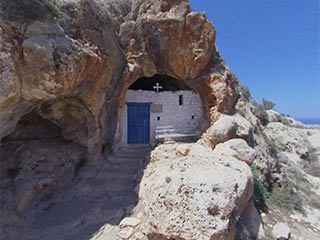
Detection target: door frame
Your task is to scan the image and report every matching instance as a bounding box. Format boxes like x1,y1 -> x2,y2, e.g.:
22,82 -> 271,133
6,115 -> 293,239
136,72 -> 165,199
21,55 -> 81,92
126,102 -> 151,144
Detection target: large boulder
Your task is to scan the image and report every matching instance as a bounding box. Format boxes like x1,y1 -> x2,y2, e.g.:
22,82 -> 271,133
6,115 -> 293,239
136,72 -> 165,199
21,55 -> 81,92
206,114 -> 254,148
272,222 -> 291,240
138,143 -> 253,240
213,138 -> 256,164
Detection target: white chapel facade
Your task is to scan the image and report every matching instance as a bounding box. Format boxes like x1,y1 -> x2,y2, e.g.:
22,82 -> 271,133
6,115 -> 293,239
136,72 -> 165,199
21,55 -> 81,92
117,74 -> 205,145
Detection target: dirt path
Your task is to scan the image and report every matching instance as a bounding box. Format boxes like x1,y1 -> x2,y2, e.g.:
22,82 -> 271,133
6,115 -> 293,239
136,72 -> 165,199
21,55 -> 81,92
6,145 -> 151,240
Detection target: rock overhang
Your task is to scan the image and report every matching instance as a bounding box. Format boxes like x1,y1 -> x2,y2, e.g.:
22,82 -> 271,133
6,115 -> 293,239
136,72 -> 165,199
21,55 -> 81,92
0,0 -> 239,162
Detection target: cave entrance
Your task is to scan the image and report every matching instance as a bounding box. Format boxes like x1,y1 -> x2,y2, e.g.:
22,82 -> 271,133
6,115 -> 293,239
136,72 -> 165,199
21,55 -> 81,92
1,111 -> 63,143
118,74 -> 205,145
0,110 -> 86,181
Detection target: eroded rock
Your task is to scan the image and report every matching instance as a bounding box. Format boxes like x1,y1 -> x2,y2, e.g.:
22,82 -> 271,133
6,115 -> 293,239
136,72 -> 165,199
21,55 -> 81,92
272,222 -> 291,240
213,138 -> 256,164
0,1 -> 253,238
0,0 -> 238,164
118,226 -> 134,239
206,113 -> 254,148
119,217 -> 141,228
139,143 -> 253,240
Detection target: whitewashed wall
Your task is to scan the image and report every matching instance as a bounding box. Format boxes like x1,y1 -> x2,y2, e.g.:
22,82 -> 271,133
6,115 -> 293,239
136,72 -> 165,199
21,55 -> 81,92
118,90 -> 204,144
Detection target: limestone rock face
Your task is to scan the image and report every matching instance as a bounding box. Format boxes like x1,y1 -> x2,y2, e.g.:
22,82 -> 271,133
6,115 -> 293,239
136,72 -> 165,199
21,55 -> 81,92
139,143 -> 253,240
120,1 -> 216,82
0,0 -> 238,163
0,0 -> 244,236
1,1 -> 124,162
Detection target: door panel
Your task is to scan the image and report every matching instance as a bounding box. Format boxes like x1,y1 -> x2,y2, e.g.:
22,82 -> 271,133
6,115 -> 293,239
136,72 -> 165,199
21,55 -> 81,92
127,103 -> 150,144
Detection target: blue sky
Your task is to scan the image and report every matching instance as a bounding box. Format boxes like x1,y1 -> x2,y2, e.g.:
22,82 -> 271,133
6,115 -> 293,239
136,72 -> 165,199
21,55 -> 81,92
190,0 -> 319,119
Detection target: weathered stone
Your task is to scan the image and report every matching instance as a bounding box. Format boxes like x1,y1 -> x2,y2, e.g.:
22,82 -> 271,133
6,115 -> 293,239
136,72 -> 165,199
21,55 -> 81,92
0,0 -> 240,219
134,231 -> 145,239
139,143 -> 253,240
206,113 -> 254,148
175,144 -> 191,156
0,1 -> 255,239
90,224 -> 118,240
213,139 -> 256,164
119,217 -> 141,228
206,114 -> 238,146
272,222 -> 291,240
118,226 -> 134,239
0,112 -> 86,213
0,0 -> 238,165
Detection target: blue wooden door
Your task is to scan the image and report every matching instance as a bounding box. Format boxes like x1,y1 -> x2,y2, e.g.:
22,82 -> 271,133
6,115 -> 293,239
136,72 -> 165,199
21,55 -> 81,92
127,103 -> 150,144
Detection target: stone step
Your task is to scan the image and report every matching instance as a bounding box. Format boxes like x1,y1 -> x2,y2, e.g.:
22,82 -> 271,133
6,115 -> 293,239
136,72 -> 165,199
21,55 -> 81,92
107,156 -> 146,162
111,150 -> 150,156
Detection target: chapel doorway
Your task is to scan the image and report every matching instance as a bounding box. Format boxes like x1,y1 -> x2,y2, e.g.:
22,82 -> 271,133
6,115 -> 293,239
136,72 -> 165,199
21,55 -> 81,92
127,102 -> 151,144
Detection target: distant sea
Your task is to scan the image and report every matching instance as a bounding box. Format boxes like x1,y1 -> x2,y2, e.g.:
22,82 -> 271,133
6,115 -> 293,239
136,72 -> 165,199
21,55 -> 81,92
295,118 -> 320,125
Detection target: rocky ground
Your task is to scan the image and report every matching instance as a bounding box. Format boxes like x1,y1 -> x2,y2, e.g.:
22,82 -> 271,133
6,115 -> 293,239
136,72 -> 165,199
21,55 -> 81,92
258,110 -> 320,240
1,112 -> 319,240
1,145 -> 150,240
1,141 -> 255,240
138,143 -> 253,240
